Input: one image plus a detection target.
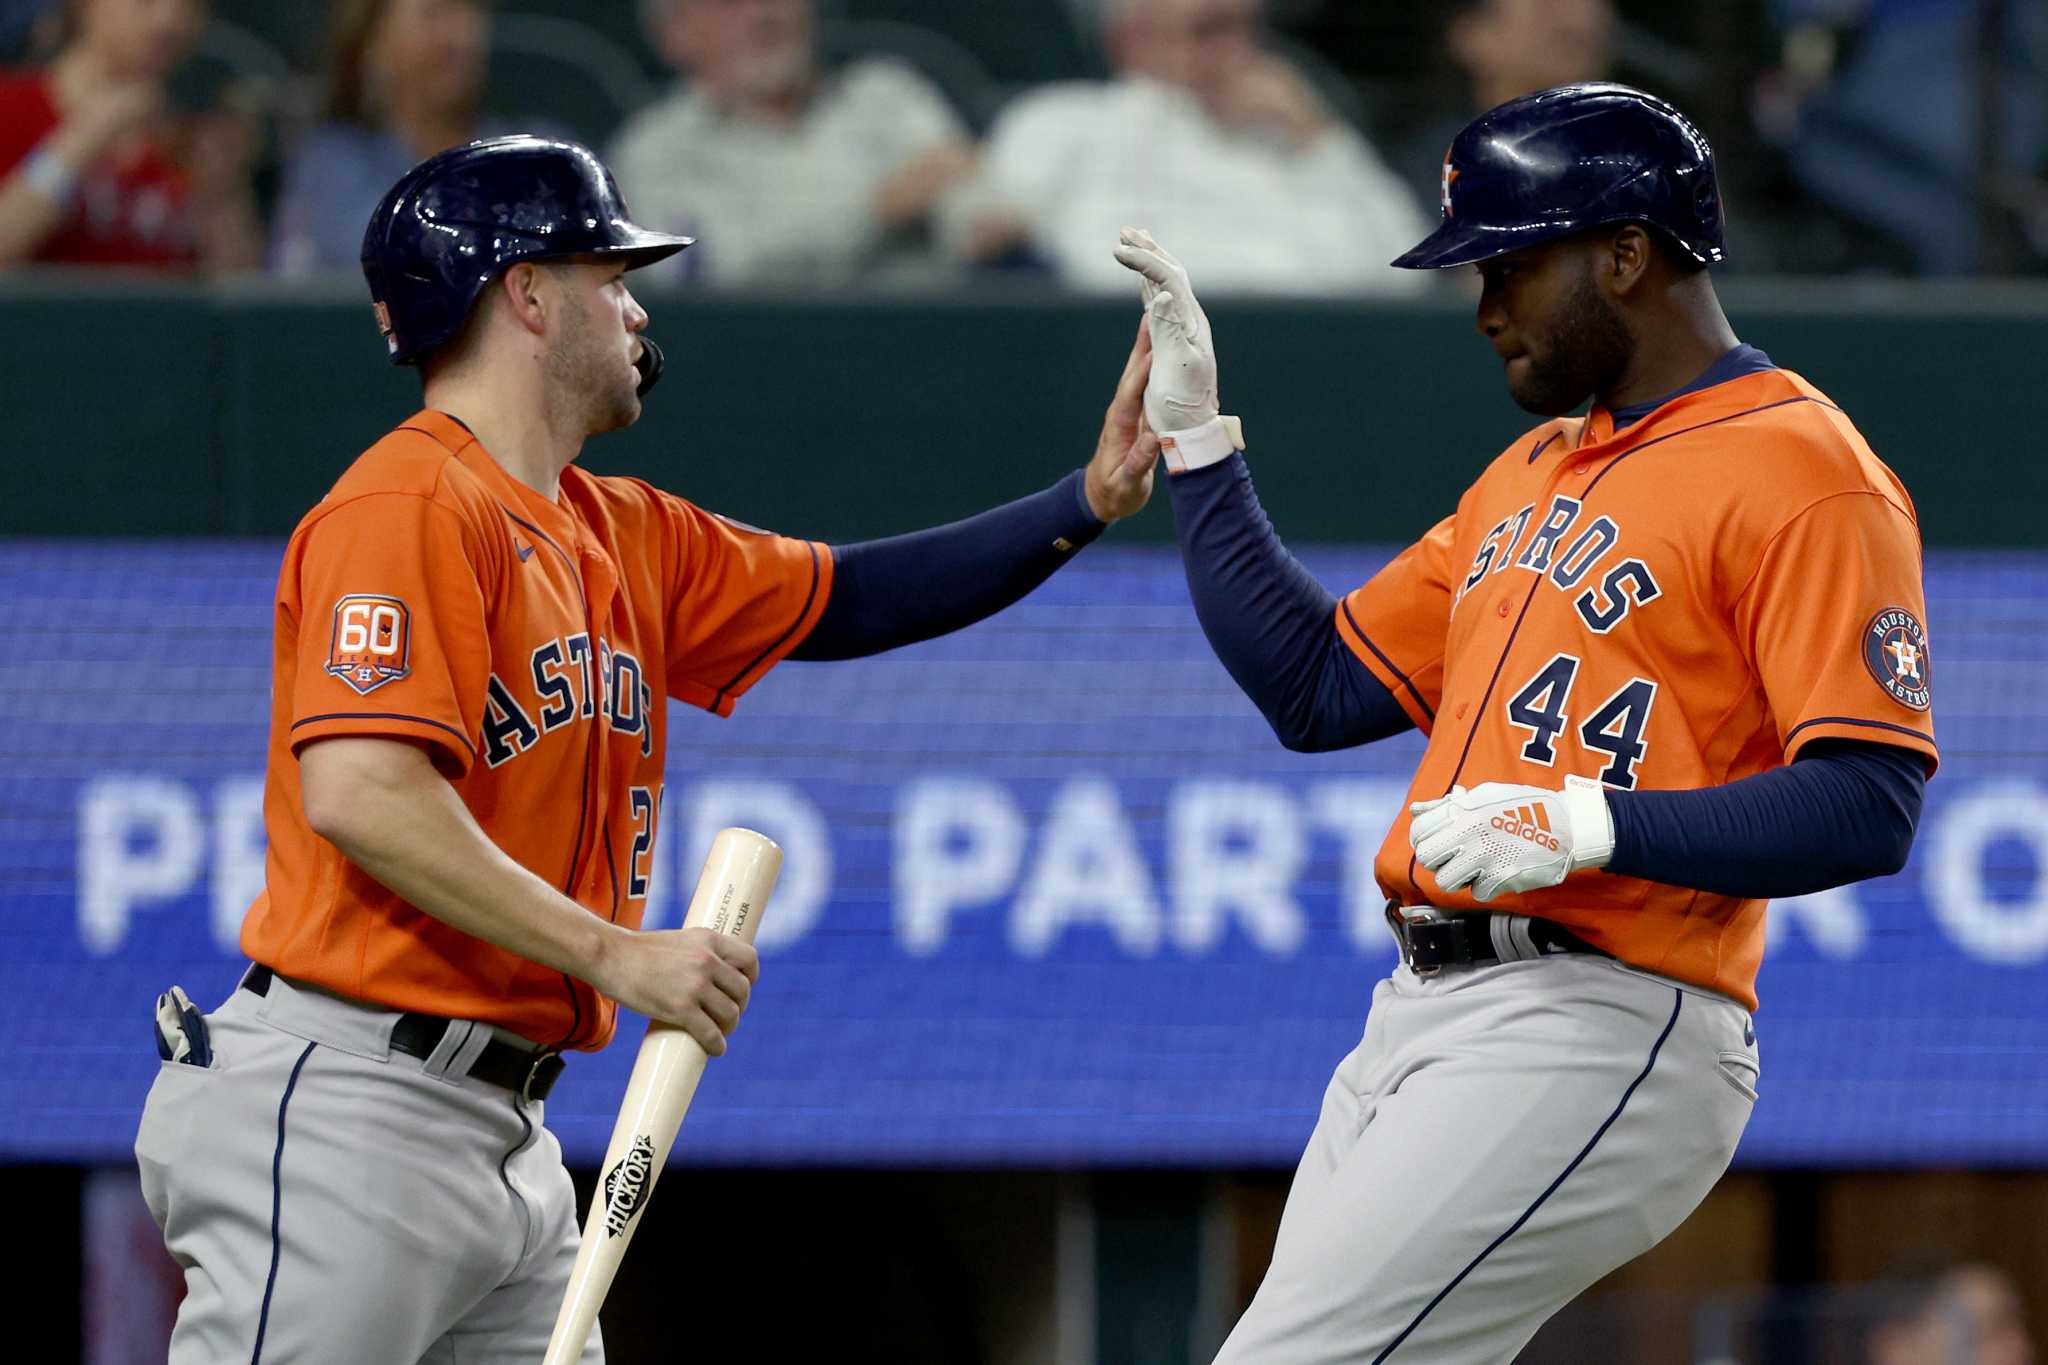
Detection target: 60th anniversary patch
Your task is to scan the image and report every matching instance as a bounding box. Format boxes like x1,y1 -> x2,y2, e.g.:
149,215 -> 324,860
325,593 -> 412,696
1863,607 -> 1931,711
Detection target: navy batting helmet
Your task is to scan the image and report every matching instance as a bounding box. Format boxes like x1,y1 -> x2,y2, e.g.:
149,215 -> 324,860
361,135 -> 693,365
1393,83 -> 1724,271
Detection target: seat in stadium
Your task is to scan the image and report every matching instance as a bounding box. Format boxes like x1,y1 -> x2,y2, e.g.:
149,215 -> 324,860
486,13 -> 659,150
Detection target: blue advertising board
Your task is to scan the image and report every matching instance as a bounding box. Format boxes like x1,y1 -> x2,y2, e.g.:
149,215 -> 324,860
2,544 -> 2042,1166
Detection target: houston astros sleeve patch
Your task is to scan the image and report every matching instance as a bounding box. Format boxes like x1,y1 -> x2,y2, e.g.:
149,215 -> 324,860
1862,607 -> 1930,711
326,594 -> 413,695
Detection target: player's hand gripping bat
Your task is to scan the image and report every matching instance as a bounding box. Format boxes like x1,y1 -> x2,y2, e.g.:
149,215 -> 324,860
541,826 -> 782,1365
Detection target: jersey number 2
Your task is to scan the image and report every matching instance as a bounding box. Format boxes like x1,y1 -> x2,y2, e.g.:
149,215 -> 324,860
628,786 -> 660,900
1504,653 -> 1658,788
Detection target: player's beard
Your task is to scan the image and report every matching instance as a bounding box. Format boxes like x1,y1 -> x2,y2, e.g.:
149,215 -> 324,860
1507,266 -> 1633,418
547,294 -> 641,437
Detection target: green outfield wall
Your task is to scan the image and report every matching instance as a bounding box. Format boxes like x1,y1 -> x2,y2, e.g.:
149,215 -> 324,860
4,279 -> 2040,545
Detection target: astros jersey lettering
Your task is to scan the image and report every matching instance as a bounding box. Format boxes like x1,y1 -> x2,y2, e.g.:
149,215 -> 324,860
1337,366 -> 1934,1008
241,411 -> 831,1047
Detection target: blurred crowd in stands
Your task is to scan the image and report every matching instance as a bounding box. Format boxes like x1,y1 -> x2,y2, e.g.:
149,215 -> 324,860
1857,1249 -> 2033,1365
0,0 -> 2041,291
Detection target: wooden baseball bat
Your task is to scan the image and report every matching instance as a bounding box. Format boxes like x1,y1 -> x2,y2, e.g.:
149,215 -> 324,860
541,826 -> 782,1365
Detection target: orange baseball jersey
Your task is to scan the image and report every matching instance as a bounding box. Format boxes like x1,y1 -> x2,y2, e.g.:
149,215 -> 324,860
241,411 -> 831,1048
1338,366 -> 1935,1010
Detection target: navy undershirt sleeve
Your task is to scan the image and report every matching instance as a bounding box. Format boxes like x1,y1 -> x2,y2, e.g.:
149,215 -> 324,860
1606,739 -> 1926,898
790,470 -> 1105,661
1166,453 -> 1411,750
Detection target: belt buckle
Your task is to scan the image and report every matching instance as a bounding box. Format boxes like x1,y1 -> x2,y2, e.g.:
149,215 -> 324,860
520,1048 -> 562,1104
1385,902 -> 1445,978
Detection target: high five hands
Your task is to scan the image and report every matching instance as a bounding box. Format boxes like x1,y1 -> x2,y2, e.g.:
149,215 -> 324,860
1085,317 -> 1162,523
1088,227 -> 1250,521
1112,227 -> 1244,474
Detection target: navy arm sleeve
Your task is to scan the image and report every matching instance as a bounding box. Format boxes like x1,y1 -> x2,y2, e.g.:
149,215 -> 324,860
790,470 -> 1105,661
1605,739 -> 1925,898
1166,454 -> 1411,751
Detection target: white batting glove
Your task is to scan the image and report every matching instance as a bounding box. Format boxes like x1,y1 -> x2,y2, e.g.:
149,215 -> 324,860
1408,776 -> 1617,903
1111,227 -> 1243,472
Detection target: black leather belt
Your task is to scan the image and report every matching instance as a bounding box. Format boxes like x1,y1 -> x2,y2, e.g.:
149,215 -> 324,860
1384,903 -> 1606,977
243,965 -> 564,1103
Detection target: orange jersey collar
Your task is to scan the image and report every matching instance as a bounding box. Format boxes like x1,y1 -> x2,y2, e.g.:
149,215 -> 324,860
399,409 -> 585,550
1574,368 -> 1799,453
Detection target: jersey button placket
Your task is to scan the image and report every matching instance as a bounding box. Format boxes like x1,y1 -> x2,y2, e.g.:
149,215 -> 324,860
577,546 -> 622,908
1455,432 -> 1618,780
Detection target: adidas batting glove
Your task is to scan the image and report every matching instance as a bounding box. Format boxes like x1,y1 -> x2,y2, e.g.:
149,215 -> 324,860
1111,227 -> 1244,473
1408,776 -> 1616,903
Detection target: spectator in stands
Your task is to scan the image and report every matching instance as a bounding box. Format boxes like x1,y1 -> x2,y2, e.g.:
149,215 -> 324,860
0,0 -> 261,271
946,0 -> 1426,296
272,0 -> 529,275
1399,0 -> 1615,213
610,0 -> 976,288
1863,1249 -> 2034,1365
1765,0 -> 2046,275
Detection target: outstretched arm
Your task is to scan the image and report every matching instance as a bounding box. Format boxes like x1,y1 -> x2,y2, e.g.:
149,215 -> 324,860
1115,226 -> 1410,749
1168,453 -> 1411,749
791,321 -> 1159,661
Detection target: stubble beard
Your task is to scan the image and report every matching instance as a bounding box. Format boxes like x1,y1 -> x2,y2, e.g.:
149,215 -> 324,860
546,301 -> 641,437
1507,269 -> 1634,418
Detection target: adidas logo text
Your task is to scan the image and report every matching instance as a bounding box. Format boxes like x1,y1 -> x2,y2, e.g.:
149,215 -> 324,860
1490,805 -> 1560,852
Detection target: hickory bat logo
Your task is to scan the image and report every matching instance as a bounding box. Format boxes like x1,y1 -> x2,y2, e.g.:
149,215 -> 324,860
602,1134 -> 656,1238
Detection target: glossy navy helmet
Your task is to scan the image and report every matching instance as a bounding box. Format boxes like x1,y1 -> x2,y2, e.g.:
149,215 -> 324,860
361,135 -> 693,365
1393,83 -> 1725,271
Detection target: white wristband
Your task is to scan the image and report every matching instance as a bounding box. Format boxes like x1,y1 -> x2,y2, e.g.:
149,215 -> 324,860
1563,774 -> 1615,869
1158,414 -> 1245,474
20,143 -> 80,207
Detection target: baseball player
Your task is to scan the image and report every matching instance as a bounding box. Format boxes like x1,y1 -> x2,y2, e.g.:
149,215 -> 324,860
133,135 -> 1160,1364
1118,84 -> 1935,1361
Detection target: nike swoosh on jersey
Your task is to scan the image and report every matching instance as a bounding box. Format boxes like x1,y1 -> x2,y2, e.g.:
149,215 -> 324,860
516,541 -> 537,562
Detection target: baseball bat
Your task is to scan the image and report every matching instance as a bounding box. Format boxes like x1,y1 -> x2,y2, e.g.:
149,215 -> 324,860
541,826 -> 782,1365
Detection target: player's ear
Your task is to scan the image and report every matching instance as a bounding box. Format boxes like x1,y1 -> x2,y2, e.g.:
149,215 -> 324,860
1605,226 -> 1653,298
499,262 -> 550,340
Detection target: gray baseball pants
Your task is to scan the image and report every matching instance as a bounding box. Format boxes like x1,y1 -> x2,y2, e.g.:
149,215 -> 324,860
135,969 -> 601,1364
1214,951 -> 1758,1364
